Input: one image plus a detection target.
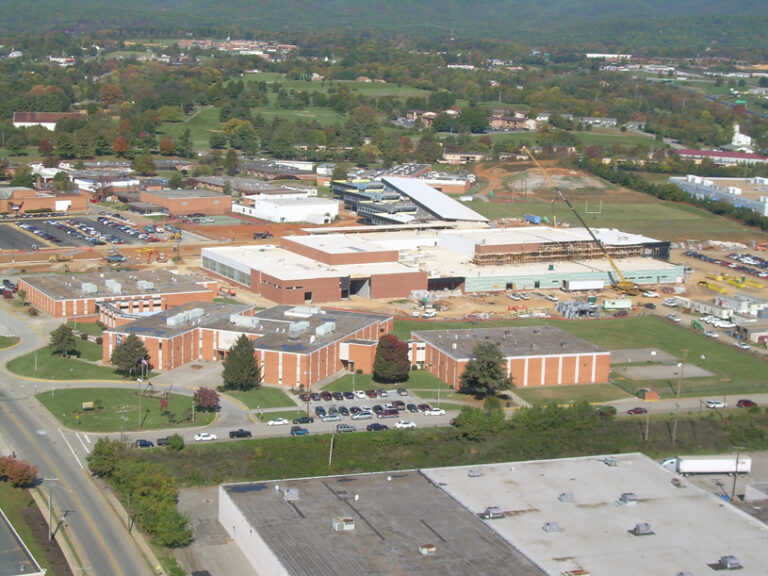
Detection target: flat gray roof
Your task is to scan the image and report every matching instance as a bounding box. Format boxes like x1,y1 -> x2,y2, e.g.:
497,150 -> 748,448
0,508 -> 44,576
20,269 -> 214,301
146,188 -> 224,198
222,471 -> 546,576
412,325 -> 606,360
382,176 -> 488,222
424,454 -> 768,576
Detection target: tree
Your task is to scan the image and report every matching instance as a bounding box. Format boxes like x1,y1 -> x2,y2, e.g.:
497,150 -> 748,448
459,341 -> 510,397
0,456 -> 38,487
221,334 -> 261,391
223,148 -> 239,176
11,164 -> 34,188
158,138 -> 175,156
194,387 -> 220,411
133,151 -> 156,176
49,324 -> 77,357
373,334 -> 410,383
52,171 -> 72,192
87,438 -> 127,477
176,129 -> 193,158
167,433 -> 184,451
168,172 -> 184,189
113,137 -> 130,157
6,134 -> 27,156
331,162 -> 351,182
110,333 -> 149,378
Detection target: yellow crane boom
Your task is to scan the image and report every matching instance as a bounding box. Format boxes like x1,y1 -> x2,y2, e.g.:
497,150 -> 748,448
522,147 -> 639,295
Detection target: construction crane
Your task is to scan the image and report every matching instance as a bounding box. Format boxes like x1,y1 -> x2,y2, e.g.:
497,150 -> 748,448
522,146 -> 639,296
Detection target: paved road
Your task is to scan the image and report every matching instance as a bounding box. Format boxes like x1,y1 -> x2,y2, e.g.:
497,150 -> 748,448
0,303 -> 152,576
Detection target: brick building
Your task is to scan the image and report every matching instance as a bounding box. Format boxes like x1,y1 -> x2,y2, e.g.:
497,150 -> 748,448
102,303 -> 392,389
139,189 -> 232,216
0,186 -> 88,214
411,325 -> 610,389
19,269 -> 217,322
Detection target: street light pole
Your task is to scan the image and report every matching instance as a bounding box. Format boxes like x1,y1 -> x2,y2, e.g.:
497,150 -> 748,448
731,446 -> 745,502
672,403 -> 680,447
44,477 -> 58,541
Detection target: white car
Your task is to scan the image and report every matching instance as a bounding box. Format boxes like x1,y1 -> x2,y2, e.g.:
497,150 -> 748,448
666,314 -> 681,323
703,330 -> 719,339
507,293 -> 520,301
394,420 -> 417,429
193,432 -> 217,442
267,418 -> 289,426
706,400 -> 726,409
734,342 -> 751,350
518,292 -> 530,300
663,298 -> 678,307
544,294 -> 559,302
642,291 -> 659,298
423,408 -> 446,416
353,390 -> 366,399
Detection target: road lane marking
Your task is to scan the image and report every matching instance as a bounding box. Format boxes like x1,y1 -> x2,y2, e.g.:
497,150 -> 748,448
58,428 -> 84,469
76,433 -> 90,453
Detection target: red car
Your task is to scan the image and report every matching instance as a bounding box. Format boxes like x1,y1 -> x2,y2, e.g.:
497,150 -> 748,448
627,407 -> 648,415
736,399 -> 757,408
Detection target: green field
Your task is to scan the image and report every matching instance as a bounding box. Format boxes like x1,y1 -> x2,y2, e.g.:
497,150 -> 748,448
516,382 -> 632,404
222,386 -> 296,410
0,335 -> 19,349
157,106 -> 221,150
65,321 -> 104,336
35,388 -> 215,432
6,344 -> 121,381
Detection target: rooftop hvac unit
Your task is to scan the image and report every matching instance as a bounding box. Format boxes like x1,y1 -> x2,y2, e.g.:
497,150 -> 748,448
418,544 -> 436,556
618,492 -> 638,506
288,320 -> 310,334
543,522 -> 561,533
187,308 -> 205,321
558,492 -> 574,503
283,488 -> 299,501
315,321 -> 336,336
631,522 -> 653,536
81,282 -> 98,294
331,517 -> 356,532
284,305 -> 322,318
718,556 -> 741,570
230,314 -> 261,329
167,312 -> 188,327
137,280 -> 154,291
105,279 -> 121,294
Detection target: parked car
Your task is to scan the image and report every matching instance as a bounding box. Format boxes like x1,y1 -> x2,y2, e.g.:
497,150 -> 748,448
397,388 -> 408,397
228,429 -> 252,439
268,418 -> 289,426
292,415 -> 314,424
290,426 -> 309,436
394,420 -> 416,429
706,400 -> 726,409
736,399 -> 757,408
644,303 -> 656,310
666,314 -> 681,323
642,291 -> 659,298
613,310 -> 629,318
322,414 -> 341,422
314,406 -> 327,417
703,330 -> 719,339
378,409 -> 399,418
627,407 -> 648,415
354,390 -> 366,399
336,423 -> 356,433
156,436 -> 170,447
544,294 -> 559,302
338,406 -> 350,416
734,342 -> 751,350
366,423 -> 389,432
406,404 -> 419,413
424,407 -> 446,416
135,439 -> 154,448
377,389 -> 389,397
343,391 -> 355,400
193,432 -> 217,442
351,411 -> 374,420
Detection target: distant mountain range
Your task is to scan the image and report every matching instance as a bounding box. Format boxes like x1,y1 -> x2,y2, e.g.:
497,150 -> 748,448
2,0 -> 766,51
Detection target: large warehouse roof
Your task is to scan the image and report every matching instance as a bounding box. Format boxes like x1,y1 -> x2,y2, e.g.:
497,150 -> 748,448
382,176 -> 488,222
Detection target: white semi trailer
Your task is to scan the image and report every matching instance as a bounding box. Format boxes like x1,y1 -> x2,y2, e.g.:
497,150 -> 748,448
661,455 -> 752,475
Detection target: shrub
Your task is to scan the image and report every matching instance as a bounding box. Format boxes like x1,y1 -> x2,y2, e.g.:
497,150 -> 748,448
168,434 -> 185,451
81,332 -> 89,341
0,456 -> 38,487
28,307 -> 38,316
95,336 -> 103,345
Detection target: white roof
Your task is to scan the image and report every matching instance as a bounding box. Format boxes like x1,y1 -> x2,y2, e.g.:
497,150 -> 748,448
382,176 -> 488,222
440,226 -> 659,247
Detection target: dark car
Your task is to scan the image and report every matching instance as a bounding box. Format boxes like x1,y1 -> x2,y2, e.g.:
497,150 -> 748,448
349,406 -> 361,415
293,415 -> 314,425
627,407 -> 648,415
407,403 -> 419,413
229,429 -> 252,439
321,392 -> 333,401
378,409 -> 399,418
397,388 -> 409,397
156,436 -> 170,447
613,310 -> 629,318
290,426 -> 309,436
339,406 -> 350,416
135,439 -> 154,448
366,423 -> 389,432
343,391 -> 355,400
644,303 -> 656,310
737,399 -> 758,408
365,390 -> 377,398
393,400 -> 406,410
332,392 -> 344,401
372,404 -> 384,414
298,393 -> 309,402
310,392 -> 321,402
314,406 -> 327,417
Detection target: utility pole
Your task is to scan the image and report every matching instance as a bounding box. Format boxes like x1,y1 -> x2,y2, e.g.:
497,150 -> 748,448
731,446 -> 745,503
672,403 -> 680,447
676,349 -> 688,398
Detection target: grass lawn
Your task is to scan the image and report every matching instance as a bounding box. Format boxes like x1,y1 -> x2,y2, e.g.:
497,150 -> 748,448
516,383 -> 631,405
66,320 -> 104,336
157,106 -> 221,150
6,345 -> 124,381
0,484 -> 51,574
0,335 -> 19,349
35,388 -> 215,432
221,386 -> 296,410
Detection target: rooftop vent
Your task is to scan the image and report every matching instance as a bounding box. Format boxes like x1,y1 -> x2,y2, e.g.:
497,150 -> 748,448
81,282 -> 97,294
105,279 -> 121,294
543,521 -> 560,533
618,492 -> 638,506
631,522 -> 653,536
137,280 -> 154,291
718,556 -> 741,570
283,488 -> 299,501
331,517 -> 356,532
558,492 -> 574,503
315,321 -> 335,336
418,544 -> 436,556
230,313 -> 261,329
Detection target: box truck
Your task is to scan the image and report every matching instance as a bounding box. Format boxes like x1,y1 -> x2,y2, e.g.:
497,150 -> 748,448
661,455 -> 751,476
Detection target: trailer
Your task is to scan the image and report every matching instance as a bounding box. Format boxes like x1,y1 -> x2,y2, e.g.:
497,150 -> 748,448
661,455 -> 751,476
564,279 -> 605,292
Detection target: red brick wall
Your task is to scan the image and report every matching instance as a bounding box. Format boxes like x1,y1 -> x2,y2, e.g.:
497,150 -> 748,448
140,192 -> 232,215
348,343 -> 377,374
259,274 -> 340,305
369,271 -> 427,299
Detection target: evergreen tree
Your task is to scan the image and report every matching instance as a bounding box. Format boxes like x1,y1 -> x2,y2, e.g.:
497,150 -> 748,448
223,148 -> 239,176
373,334 -> 410,383
49,324 -> 77,357
176,128 -> 193,158
110,333 -> 149,378
460,341 -> 511,397
222,334 -> 261,391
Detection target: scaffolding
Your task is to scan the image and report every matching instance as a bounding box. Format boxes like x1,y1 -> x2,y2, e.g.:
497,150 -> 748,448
472,240 -> 645,266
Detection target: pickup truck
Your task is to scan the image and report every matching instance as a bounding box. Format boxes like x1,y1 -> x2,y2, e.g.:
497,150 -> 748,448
228,428 -> 252,439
